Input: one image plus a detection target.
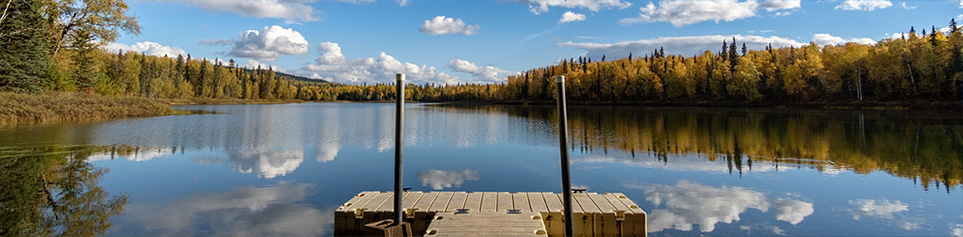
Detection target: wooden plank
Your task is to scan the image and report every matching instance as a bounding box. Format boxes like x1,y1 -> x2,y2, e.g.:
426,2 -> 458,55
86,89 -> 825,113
464,192 -> 483,212
588,193 -> 619,236
446,192 -> 468,212
609,193 -> 644,214
402,192 -> 424,210
570,193 -> 594,237
513,193 -> 532,212
480,192 -> 497,212
497,192 -> 514,212
427,212 -> 546,236
411,192 -> 439,236
427,192 -> 452,212
334,191 -> 379,236
527,193 -> 548,213
608,193 -> 646,237
542,192 -> 563,212
414,192 -> 439,211
573,193 -> 600,214
541,193 -> 565,237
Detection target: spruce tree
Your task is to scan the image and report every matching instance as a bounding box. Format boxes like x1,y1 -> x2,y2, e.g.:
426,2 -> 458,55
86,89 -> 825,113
0,0 -> 50,92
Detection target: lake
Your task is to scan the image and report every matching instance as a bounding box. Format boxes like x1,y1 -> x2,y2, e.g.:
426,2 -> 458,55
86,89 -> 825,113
1,103 -> 962,236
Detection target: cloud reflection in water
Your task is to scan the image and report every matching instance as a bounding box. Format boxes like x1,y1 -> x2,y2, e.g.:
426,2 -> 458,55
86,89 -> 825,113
625,180 -> 814,233
123,183 -> 331,236
417,169 -> 480,190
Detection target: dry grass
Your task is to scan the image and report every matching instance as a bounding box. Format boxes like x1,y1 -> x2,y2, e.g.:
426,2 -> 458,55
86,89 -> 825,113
0,92 -> 175,125
162,97 -> 302,106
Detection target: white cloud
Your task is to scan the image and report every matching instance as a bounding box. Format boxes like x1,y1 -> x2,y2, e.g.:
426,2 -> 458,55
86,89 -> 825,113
303,42 -> 458,85
559,11 -> 587,23
244,59 -> 287,72
419,16 -> 480,36
619,0 -> 801,27
229,148 -> 303,179
626,180 -> 813,232
199,39 -> 231,46
559,34 -> 805,59
229,25 -> 310,61
835,0 -> 893,11
335,0 -> 375,4
87,148 -> 174,162
417,169 -> 480,190
772,198 -> 814,225
848,199 -> 908,220
448,59 -> 518,83
123,183 -> 332,236
812,33 -> 876,45
952,217 -> 963,237
960,0 -> 962,8
397,0 -> 410,6
103,41 -> 187,57
519,0 -> 631,14
188,0 -> 320,23
900,2 -> 916,10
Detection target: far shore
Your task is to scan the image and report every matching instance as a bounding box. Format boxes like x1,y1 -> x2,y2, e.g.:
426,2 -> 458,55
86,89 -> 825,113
4,91 -> 963,126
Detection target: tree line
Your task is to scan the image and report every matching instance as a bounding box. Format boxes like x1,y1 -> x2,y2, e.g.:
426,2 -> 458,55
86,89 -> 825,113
2,0 -> 961,104
503,22 -> 963,103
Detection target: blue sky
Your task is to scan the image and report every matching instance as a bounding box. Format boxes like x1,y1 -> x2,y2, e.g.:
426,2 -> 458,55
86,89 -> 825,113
106,0 -> 963,85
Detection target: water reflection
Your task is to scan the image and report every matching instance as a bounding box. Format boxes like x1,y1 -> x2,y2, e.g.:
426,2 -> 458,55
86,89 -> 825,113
120,183 -> 332,236
449,105 -> 963,191
0,146 -> 126,236
417,169 -> 480,190
625,180 -> 813,233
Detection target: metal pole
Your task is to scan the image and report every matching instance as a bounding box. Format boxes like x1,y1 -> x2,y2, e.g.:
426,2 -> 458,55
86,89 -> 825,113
394,73 -> 405,226
555,75 -> 574,236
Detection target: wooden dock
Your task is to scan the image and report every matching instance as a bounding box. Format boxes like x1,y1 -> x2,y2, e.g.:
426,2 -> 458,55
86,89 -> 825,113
334,191 -> 647,236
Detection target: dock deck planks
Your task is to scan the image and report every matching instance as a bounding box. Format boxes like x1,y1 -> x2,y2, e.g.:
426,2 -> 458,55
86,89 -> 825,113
334,191 -> 647,237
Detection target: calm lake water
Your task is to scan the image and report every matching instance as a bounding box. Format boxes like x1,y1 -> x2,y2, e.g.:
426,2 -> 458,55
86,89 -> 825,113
2,103 -> 962,236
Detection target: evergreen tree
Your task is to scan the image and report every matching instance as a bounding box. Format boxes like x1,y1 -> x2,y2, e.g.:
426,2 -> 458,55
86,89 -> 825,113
951,18 -> 958,33
742,42 -> 748,56
0,0 -> 50,92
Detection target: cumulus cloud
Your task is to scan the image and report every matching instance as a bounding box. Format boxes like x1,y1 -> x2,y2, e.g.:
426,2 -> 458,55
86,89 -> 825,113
835,0 -> 892,11
627,180 -> 813,232
812,33 -> 876,45
448,59 -> 518,83
619,0 -> 801,27
559,11 -> 587,23
419,16 -> 480,36
558,34 -> 805,59
519,0 -> 631,14
103,41 -> 187,57
188,0 -> 320,23
303,41 -> 458,85
229,25 -> 310,61
417,169 -> 480,190
122,183 -> 332,236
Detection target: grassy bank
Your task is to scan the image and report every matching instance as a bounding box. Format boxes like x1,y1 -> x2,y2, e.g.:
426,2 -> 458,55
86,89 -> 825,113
0,92 -> 175,125
162,97 -> 304,106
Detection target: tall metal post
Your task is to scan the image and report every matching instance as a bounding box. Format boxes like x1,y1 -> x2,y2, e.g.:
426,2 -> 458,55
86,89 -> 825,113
393,73 -> 405,226
554,75 -> 574,236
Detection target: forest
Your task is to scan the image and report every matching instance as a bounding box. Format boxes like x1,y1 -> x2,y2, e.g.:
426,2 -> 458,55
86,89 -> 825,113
0,0 -> 961,105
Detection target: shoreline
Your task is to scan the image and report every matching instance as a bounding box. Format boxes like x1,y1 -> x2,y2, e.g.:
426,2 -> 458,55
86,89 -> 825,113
5,91 -> 963,126
438,100 -> 963,111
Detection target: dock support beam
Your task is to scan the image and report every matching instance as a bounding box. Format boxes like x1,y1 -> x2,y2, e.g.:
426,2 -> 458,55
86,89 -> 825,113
554,75 -> 574,236
394,73 -> 406,226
